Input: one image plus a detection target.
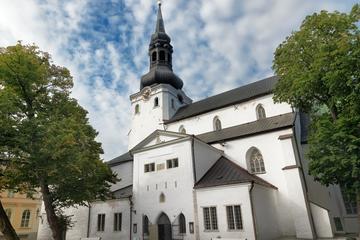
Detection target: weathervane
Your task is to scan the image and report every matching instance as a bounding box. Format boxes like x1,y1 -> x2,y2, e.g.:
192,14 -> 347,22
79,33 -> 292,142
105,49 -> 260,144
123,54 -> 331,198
157,0 -> 162,6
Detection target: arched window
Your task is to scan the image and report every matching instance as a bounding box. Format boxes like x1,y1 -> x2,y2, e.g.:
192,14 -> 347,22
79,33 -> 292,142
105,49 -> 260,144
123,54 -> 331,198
247,148 -> 265,174
143,215 -> 149,235
179,213 -> 186,234
152,52 -> 157,62
21,210 -> 31,227
159,51 -> 165,61
213,116 -> 222,131
135,104 -> 140,114
159,193 -> 165,203
154,97 -> 159,107
179,125 -> 186,134
256,104 -> 266,119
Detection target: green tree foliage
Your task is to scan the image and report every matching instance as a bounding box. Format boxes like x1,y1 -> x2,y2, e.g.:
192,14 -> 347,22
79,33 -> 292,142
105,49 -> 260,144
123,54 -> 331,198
0,42 -> 117,240
273,4 -> 360,227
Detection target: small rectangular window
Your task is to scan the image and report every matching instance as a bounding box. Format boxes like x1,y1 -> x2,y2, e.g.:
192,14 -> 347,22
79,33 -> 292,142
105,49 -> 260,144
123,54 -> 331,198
144,163 -> 155,173
189,222 -> 194,234
203,207 -> 218,231
133,223 -> 137,233
97,214 -> 105,232
226,205 -> 243,230
114,213 -> 122,231
166,158 -> 179,169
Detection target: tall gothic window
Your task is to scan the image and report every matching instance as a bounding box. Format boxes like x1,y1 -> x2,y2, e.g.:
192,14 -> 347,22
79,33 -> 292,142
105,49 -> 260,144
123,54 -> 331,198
247,148 -> 266,174
256,104 -> 266,119
213,116 -> 222,131
143,215 -> 149,235
179,213 -> 186,234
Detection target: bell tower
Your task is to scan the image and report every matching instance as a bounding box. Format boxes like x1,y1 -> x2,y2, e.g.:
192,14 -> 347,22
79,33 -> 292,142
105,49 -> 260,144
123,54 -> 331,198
128,1 -> 192,150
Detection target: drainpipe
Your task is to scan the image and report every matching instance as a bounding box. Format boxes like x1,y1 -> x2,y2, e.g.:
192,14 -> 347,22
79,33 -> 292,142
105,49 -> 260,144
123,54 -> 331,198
87,202 -> 91,237
249,181 -> 257,240
129,196 -> 133,240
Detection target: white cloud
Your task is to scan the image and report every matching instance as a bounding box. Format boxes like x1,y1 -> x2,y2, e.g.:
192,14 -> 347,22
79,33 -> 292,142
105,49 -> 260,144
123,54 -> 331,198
0,0 -> 357,159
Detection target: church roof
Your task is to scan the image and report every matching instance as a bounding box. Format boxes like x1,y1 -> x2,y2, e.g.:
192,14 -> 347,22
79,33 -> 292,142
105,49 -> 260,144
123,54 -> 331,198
197,112 -> 295,144
112,185 -> 132,199
194,156 -> 277,189
165,76 -> 279,123
107,152 -> 133,167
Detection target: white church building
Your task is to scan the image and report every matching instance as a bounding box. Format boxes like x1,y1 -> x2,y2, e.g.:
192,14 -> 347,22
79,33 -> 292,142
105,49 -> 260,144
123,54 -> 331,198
37,3 -> 358,240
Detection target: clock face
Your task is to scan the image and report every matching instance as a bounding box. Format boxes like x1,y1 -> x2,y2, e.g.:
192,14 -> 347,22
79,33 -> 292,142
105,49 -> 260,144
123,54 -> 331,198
142,88 -> 151,101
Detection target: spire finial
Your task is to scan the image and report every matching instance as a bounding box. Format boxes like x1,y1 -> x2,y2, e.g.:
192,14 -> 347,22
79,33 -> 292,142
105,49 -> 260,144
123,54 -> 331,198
155,0 -> 165,33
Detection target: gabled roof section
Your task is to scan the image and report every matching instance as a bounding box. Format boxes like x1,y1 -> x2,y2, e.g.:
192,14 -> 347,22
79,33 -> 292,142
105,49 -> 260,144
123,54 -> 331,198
195,156 -> 277,189
107,152 -> 133,167
197,112 -> 295,144
131,129 -> 189,152
166,76 -> 279,123
112,185 -> 132,199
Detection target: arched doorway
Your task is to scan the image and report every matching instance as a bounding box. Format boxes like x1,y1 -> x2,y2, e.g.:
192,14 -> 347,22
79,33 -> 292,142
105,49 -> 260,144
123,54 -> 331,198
157,212 -> 172,240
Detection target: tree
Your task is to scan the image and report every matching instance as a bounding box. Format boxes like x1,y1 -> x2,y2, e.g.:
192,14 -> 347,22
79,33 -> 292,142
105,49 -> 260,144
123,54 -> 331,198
0,42 -> 117,240
272,4 -> 360,228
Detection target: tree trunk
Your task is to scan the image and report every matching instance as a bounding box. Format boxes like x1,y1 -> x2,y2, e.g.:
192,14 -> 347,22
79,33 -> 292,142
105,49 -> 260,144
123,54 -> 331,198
0,200 -> 20,240
357,190 -> 360,238
40,181 -> 64,240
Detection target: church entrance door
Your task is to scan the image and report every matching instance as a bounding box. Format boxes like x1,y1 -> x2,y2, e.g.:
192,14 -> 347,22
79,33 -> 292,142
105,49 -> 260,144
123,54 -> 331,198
157,213 -> 172,240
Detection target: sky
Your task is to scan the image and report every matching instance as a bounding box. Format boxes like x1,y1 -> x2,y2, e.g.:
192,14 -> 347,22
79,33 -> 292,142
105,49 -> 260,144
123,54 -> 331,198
0,0 -> 357,160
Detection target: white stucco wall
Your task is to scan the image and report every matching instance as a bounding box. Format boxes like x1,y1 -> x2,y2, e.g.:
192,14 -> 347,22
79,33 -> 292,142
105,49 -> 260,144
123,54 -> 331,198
128,84 -> 191,150
310,203 -> 333,238
132,139 -> 197,240
196,184 -> 256,240
88,199 -> 131,240
252,184 -> 280,240
166,94 -> 292,136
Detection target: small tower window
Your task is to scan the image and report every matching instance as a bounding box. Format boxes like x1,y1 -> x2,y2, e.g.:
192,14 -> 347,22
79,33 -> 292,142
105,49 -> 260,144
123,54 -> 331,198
171,99 -> 175,109
159,50 -> 165,61
135,104 -> 140,114
152,52 -> 157,62
179,125 -> 186,134
256,104 -> 266,119
177,94 -> 183,104
154,97 -> 159,107
213,116 -> 222,131
160,193 -> 165,203
168,53 -> 172,63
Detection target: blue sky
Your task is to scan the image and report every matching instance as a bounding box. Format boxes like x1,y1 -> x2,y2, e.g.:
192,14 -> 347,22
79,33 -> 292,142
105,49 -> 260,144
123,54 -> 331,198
0,0 -> 358,160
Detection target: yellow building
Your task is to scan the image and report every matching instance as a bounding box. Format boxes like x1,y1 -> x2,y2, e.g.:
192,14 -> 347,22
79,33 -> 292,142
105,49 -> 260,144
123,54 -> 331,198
0,190 -> 41,240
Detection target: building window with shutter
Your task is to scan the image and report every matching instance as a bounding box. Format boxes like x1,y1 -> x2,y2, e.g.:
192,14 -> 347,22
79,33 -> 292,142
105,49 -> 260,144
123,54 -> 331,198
114,212 -> 122,231
226,205 -> 243,230
203,207 -> 218,231
97,214 -> 105,232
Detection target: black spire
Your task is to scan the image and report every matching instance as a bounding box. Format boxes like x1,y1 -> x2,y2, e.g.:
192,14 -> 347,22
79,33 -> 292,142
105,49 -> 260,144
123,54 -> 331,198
140,1 -> 183,90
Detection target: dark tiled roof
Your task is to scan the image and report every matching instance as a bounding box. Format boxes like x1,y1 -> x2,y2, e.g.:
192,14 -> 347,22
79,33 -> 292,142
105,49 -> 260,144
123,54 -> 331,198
112,185 -> 132,199
166,76 -> 279,123
195,156 -> 277,189
197,112 -> 295,144
107,152 -> 133,167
